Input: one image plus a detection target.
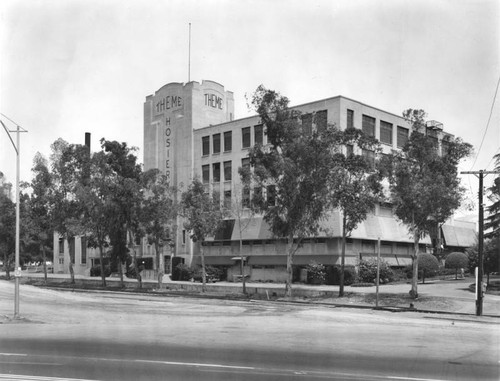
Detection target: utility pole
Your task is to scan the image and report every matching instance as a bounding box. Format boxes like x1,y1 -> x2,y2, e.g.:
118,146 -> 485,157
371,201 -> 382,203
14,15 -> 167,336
1,116 -> 28,319
461,169 -> 499,316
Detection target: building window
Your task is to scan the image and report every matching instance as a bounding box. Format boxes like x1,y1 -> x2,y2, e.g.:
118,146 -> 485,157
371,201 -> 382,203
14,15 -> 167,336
202,136 -> 210,156
254,124 -> 263,145
301,113 -> 313,135
59,258 -> 64,265
242,127 -> 251,148
362,115 -> 375,137
380,121 -> 393,145
242,186 -> 251,208
347,109 -> 354,129
81,236 -> 87,265
213,133 -> 221,154
58,238 -> 64,255
362,149 -> 375,169
241,158 -> 250,172
314,110 -> 328,131
346,144 -> 354,157
397,126 -> 409,148
267,185 -> 276,206
253,186 -> 263,207
202,165 -> 210,184
182,229 -> 186,245
223,161 -> 232,181
224,190 -> 232,209
213,163 -> 221,183
224,131 -> 232,152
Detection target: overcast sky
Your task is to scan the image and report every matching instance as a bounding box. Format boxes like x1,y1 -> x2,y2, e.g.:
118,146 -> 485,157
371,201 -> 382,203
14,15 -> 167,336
1,0 -> 499,214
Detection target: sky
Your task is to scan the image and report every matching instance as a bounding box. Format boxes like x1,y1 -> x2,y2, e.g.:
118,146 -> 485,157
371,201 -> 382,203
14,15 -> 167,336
1,0 -> 499,216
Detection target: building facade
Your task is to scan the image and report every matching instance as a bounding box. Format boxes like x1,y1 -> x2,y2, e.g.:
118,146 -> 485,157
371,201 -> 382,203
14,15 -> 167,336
52,79 -> 476,280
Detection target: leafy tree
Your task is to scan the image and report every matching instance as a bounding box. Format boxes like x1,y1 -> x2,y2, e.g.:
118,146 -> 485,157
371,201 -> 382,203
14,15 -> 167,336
383,109 -> 472,298
49,138 -> 90,283
242,85 -> 337,298
0,185 -> 15,279
417,253 -> 439,283
445,252 -> 469,279
76,151 -> 114,287
328,127 -> 383,296
181,178 -> 224,292
485,153 -> 500,240
99,139 -> 142,287
467,239 -> 500,285
141,169 -> 178,289
225,179 -> 257,294
25,153 -> 54,283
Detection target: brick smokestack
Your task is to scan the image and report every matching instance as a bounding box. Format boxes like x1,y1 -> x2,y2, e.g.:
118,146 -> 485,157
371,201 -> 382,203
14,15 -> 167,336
85,132 -> 91,151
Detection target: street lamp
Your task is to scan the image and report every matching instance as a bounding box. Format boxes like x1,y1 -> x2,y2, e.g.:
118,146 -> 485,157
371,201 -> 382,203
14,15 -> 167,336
1,115 -> 27,319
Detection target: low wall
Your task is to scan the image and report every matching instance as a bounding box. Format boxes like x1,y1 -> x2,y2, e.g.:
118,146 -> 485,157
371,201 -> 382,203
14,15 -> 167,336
18,275 -> 336,298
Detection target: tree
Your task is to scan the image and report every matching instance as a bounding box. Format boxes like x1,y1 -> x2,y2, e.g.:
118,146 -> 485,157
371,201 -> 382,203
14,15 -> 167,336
383,109 -> 472,298
25,153 -> 54,283
181,178 -> 224,292
141,169 -> 178,289
485,153 -> 500,240
242,85 -> 337,298
445,252 -> 469,279
328,127 -> 383,296
0,185 -> 15,279
76,151 -> 114,287
467,238 -> 500,285
417,253 -> 439,283
49,139 -> 90,284
225,179 -> 257,295
99,139 -> 142,288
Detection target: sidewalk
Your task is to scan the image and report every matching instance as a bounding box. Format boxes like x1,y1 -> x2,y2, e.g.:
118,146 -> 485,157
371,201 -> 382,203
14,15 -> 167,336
3,272 -> 500,317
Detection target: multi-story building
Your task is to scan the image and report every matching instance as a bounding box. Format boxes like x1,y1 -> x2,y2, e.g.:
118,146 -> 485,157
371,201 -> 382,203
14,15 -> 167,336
53,79 -> 476,280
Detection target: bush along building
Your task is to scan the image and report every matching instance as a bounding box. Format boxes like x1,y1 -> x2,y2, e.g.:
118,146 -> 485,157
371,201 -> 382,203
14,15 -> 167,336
53,79 -> 476,281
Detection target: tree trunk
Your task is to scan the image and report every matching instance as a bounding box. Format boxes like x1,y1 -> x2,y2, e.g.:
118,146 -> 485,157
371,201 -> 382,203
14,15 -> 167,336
118,259 -> 124,288
42,246 -> 47,284
284,233 -> 294,299
155,241 -> 164,289
339,214 -> 347,297
239,229 -> 246,295
69,262 -> 75,284
4,254 -> 11,280
99,244 -> 106,287
69,237 -> 75,284
410,232 -> 419,299
200,243 -> 207,293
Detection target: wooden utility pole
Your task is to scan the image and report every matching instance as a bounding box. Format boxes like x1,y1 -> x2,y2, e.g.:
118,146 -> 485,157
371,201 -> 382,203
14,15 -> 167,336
461,169 -> 499,316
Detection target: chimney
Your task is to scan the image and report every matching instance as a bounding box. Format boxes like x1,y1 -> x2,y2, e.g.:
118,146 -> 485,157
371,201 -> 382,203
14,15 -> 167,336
85,132 -> 91,151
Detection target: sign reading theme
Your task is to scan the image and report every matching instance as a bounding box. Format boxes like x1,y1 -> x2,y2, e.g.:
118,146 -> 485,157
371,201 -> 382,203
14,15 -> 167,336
204,93 -> 223,110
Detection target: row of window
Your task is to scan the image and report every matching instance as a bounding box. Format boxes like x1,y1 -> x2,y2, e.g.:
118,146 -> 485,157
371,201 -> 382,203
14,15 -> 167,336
201,110 -> 329,157
347,109 -> 409,148
202,125 -> 264,156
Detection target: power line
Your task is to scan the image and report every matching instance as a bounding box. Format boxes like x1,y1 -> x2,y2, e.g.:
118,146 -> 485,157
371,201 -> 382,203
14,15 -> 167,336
470,75 -> 500,170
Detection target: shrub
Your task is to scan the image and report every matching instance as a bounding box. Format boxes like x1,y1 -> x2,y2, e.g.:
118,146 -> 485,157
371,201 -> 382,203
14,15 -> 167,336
326,265 -> 356,286
417,253 -> 439,283
175,263 -> 193,281
358,258 -> 394,284
445,252 -> 469,279
306,261 -> 326,284
90,265 -> 111,278
192,265 -> 222,283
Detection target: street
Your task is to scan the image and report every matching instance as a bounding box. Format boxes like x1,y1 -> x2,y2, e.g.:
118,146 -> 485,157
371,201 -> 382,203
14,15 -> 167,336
0,281 -> 498,380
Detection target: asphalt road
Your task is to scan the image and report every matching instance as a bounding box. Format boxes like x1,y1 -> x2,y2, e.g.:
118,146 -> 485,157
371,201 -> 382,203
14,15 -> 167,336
0,281 -> 498,381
